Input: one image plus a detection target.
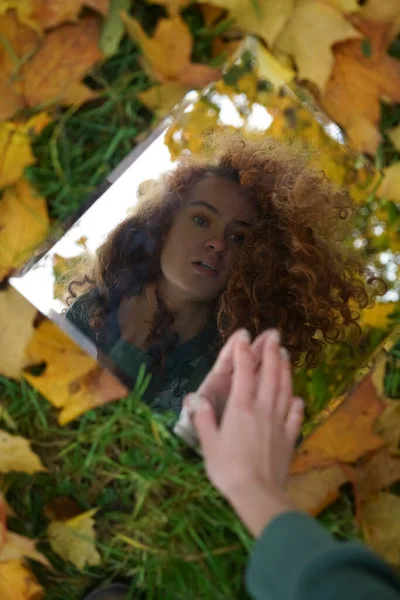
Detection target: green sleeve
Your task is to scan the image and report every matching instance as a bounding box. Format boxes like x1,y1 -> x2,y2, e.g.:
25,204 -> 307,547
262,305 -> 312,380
109,340 -> 153,383
246,510 -> 400,600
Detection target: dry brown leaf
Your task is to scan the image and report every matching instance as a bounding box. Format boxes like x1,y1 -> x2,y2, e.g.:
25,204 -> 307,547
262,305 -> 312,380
23,320 -> 128,425
201,0 -> 293,47
360,492 -> 400,566
0,560 -> 44,600
23,16 -> 103,108
377,162 -> 400,202
376,401 -> 400,455
273,0 -> 361,91
32,0 -> 110,29
351,448 -> 400,509
147,0 -> 190,16
121,12 -> 221,87
0,287 -> 36,378
48,508 -> 101,570
287,465 -> 348,515
44,497 -> 82,522
0,180 -> 49,281
291,373 -> 385,474
0,10 -> 40,122
321,19 -> 400,154
139,82 -> 189,117
0,112 -> 51,187
0,429 -> 45,474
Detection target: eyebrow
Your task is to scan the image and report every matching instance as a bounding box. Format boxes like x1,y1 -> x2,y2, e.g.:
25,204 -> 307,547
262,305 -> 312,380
189,200 -> 251,228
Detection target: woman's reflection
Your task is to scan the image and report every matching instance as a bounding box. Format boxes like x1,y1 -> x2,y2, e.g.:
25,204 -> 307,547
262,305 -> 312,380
65,133 -> 384,415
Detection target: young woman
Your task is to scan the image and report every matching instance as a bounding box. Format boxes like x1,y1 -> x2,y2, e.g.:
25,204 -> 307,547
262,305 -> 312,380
66,132 -> 385,415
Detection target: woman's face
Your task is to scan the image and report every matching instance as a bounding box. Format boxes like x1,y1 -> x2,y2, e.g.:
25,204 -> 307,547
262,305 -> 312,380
160,175 -> 254,302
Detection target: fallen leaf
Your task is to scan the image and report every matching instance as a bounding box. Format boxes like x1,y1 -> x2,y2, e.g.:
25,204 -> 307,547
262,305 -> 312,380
0,180 -> 50,281
377,162 -> 400,202
0,10 -> 40,122
388,124 -> 400,151
32,0 -> 110,29
351,448 -> 400,509
52,253 -> 87,301
291,372 -> 385,474
23,320 -> 128,425
326,0 -> 360,10
287,464 -> 348,515
121,12 -> 221,87
201,0 -> 293,47
147,0 -> 190,16
44,497 -> 82,522
23,16 -> 103,108
359,0 -> 400,40
100,0 -> 130,56
200,4 -> 227,27
0,531 -> 51,568
58,81 -> 99,107
360,492 -> 400,566
321,20 -> 400,153
139,82 -> 189,117
0,429 -> 45,474
376,401 -> 400,455
0,0 -> 38,30
273,0 -> 361,91
0,113 -> 51,187
48,508 -> 101,570
0,560 -> 44,600
0,287 -> 36,378
256,45 -> 295,87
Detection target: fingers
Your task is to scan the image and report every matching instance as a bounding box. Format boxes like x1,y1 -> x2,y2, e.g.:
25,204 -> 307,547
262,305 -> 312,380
193,397 -> 219,458
256,329 -> 281,415
197,328 -> 250,397
228,337 -> 257,412
285,397 -> 304,448
275,349 -> 293,425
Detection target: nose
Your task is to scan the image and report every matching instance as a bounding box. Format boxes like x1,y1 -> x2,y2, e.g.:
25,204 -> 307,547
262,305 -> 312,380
205,236 -> 227,255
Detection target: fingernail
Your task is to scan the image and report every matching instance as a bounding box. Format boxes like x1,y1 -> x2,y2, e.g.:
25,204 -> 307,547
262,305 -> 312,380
280,347 -> 290,361
238,329 -> 251,342
269,329 -> 280,344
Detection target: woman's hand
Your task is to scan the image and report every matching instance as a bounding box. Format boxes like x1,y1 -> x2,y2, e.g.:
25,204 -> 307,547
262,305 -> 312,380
118,283 -> 158,351
192,329 -> 304,537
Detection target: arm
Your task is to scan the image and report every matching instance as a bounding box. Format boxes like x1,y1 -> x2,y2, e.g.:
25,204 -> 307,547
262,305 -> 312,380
247,510 -> 400,600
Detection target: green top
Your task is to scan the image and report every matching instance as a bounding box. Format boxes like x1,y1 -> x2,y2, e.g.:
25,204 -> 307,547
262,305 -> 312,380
246,510 -> 400,600
65,291 -> 220,414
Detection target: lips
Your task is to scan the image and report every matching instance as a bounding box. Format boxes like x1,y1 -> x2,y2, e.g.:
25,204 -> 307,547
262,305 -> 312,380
192,261 -> 219,279
192,260 -> 218,273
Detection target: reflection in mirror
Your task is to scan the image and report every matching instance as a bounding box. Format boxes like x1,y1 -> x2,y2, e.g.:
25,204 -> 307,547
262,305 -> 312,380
11,39 -> 391,419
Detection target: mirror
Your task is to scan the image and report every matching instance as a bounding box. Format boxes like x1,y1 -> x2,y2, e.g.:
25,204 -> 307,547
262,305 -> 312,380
11,38 -> 390,422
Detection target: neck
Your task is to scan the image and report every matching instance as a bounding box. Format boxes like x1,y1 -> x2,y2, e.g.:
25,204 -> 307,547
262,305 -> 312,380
157,279 -> 214,343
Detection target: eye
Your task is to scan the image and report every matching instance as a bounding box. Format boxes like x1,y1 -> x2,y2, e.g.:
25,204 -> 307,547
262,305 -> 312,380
193,215 -> 209,228
230,232 -> 245,246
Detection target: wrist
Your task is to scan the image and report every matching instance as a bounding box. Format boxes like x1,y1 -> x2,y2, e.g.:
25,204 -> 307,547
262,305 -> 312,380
227,484 -> 296,538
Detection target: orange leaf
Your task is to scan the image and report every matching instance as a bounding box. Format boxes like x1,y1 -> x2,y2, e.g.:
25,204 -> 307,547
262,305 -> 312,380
23,16 -> 103,108
351,447 -> 400,511
291,373 -> 385,474
121,12 -> 220,87
0,560 -> 44,600
32,0 -> 110,29
359,492 -> 400,566
23,320 -> 128,425
321,19 -> 400,154
287,465 -> 348,516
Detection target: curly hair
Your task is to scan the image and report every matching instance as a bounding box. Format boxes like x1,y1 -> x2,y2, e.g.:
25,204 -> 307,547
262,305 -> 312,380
67,131 -> 386,368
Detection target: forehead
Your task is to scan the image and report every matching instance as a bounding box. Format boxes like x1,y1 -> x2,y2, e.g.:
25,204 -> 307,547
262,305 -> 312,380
187,175 -> 254,220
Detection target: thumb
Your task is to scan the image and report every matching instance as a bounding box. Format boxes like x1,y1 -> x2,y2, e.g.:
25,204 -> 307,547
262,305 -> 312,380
193,396 -> 219,457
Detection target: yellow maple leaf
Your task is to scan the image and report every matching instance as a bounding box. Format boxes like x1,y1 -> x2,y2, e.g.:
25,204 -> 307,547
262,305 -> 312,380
360,492 -> 400,565
23,320 -> 127,425
200,0 -> 293,47
47,508 -> 101,571
0,429 -> 45,474
0,560 -> 44,600
0,287 -> 37,379
23,16 -> 103,108
0,180 -> 49,280
273,0 -> 362,91
139,82 -> 189,118
121,12 -> 221,87
377,162 -> 400,202
361,302 -> 397,329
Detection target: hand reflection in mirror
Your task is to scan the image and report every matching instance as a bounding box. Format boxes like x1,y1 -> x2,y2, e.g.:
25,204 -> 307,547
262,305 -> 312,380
64,132 -> 383,417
